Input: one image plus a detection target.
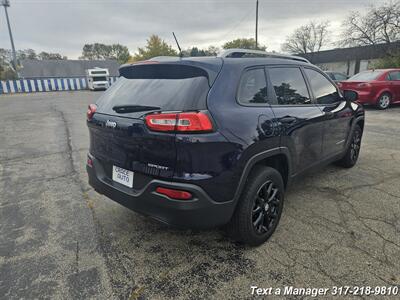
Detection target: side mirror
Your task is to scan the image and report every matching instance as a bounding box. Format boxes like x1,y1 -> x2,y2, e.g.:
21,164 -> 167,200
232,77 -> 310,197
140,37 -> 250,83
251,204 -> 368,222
343,90 -> 358,102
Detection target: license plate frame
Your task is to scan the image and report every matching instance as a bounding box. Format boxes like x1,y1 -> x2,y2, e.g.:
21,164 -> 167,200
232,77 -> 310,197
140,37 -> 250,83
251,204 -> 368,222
112,165 -> 134,188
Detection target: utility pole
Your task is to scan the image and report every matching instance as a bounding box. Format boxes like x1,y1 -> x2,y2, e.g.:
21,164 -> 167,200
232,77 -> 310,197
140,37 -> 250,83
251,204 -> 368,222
2,0 -> 18,74
255,0 -> 259,49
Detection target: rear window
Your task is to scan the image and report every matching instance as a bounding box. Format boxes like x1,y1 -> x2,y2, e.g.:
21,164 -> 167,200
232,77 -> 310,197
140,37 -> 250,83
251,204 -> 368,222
96,64 -> 210,115
349,71 -> 383,81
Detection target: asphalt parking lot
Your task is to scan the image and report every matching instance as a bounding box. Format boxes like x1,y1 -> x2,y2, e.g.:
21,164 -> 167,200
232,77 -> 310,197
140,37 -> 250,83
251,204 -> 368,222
0,91 -> 399,299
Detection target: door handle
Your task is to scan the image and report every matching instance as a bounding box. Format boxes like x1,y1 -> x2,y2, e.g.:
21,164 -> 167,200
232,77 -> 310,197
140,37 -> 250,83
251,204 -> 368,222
280,116 -> 297,124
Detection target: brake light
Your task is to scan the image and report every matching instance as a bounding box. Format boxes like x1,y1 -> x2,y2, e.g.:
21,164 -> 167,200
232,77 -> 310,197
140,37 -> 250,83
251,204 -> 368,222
156,187 -> 192,200
357,83 -> 371,88
145,112 -> 213,132
87,157 -> 93,167
87,104 -> 97,120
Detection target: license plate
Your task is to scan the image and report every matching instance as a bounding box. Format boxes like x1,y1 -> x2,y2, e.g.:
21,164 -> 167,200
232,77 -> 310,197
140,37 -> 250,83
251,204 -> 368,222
112,166 -> 134,188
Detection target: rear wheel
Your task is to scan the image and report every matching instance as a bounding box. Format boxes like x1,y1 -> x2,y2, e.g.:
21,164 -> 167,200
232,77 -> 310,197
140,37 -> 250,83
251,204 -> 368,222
336,124 -> 362,168
377,93 -> 391,110
226,166 -> 284,246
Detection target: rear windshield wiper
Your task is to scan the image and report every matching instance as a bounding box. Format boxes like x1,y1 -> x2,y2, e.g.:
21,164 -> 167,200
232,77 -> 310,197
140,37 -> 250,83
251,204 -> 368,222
112,105 -> 161,113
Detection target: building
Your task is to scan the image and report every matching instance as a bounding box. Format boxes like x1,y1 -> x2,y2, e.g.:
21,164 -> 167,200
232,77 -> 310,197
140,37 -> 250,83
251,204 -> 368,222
19,59 -> 120,78
300,41 -> 400,76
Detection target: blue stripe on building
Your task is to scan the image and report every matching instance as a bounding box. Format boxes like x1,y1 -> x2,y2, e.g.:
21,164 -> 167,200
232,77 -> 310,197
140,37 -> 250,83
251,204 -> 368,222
66,78 -> 71,90
41,79 -> 45,91
0,76 -> 116,94
27,80 -> 32,92
34,79 -> 39,92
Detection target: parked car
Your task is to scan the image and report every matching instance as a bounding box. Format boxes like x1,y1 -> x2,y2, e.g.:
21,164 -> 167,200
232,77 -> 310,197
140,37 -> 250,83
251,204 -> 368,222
338,69 -> 400,109
86,49 -> 365,246
325,71 -> 349,82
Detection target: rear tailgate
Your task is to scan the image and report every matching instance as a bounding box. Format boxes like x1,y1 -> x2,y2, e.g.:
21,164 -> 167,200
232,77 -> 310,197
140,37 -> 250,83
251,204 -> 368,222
87,61 -> 221,185
89,114 -> 176,179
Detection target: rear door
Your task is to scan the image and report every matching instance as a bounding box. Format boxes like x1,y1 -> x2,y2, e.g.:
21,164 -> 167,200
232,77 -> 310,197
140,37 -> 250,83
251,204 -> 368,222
88,63 -> 213,182
267,66 -> 325,175
303,67 -> 352,157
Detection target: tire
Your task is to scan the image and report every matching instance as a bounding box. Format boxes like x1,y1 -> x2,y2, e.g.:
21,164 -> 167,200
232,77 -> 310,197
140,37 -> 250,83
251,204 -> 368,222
226,166 -> 284,246
377,92 -> 391,110
336,124 -> 362,168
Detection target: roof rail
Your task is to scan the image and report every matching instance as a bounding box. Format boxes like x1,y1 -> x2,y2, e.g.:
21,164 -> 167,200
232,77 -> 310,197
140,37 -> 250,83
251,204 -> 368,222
217,48 -> 310,63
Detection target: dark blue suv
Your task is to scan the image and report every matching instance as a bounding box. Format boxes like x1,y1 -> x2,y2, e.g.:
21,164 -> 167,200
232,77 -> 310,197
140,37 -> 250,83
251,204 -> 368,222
86,49 -> 364,246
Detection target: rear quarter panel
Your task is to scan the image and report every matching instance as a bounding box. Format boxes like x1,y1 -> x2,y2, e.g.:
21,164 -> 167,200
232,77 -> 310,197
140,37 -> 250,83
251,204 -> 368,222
180,62 -> 280,203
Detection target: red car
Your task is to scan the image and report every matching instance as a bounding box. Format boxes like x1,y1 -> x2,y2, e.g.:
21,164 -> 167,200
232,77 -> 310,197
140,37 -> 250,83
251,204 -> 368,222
338,69 -> 400,109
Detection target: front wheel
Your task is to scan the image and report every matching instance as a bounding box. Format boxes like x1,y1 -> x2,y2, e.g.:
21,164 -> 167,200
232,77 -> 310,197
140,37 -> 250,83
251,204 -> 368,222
336,124 -> 362,168
377,93 -> 391,110
226,166 -> 284,246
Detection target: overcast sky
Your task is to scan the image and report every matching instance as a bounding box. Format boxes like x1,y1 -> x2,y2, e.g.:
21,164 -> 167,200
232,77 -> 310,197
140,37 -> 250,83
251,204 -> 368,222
1,0 -> 388,58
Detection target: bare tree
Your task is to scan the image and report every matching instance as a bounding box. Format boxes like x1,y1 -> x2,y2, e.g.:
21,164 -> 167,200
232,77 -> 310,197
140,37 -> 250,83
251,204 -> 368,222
340,1 -> 400,47
281,21 -> 330,54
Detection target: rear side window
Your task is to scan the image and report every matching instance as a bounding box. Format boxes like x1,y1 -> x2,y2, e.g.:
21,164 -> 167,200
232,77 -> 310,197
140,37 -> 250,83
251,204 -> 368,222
269,67 -> 311,105
388,71 -> 400,80
304,68 -> 341,104
237,69 -> 267,104
96,64 -> 210,116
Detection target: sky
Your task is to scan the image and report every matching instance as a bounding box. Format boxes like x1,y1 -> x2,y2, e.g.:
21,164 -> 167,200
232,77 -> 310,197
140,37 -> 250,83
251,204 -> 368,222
0,0 -> 389,59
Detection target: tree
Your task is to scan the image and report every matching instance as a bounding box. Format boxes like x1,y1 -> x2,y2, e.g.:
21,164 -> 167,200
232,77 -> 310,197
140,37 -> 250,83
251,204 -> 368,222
81,43 -> 130,64
340,2 -> 400,47
0,48 -> 17,80
110,44 -> 130,64
37,51 -> 67,60
132,35 -> 177,61
181,46 -> 220,57
372,51 -> 400,68
17,49 -> 37,60
281,21 -> 330,54
0,48 -> 67,79
223,38 -> 266,51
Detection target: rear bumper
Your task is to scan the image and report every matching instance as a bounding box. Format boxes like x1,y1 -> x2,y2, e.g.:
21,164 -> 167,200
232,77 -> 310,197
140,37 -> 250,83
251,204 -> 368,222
87,156 -> 235,229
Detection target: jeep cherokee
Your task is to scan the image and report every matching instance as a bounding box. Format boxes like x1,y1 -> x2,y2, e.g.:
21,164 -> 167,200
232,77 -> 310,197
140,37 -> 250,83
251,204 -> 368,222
86,49 -> 365,246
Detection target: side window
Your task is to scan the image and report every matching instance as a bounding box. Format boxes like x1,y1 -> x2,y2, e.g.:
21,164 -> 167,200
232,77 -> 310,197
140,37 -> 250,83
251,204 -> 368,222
237,69 -> 268,105
268,67 -> 310,105
388,71 -> 400,81
304,68 -> 341,104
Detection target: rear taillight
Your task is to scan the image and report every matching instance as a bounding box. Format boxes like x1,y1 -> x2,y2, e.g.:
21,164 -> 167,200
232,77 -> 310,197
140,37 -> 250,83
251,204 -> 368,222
156,187 -> 192,200
87,104 -> 97,121
357,83 -> 371,88
87,157 -> 93,167
145,111 -> 213,133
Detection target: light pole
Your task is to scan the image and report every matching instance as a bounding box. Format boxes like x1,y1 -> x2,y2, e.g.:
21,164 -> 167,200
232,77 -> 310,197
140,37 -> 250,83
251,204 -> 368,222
1,0 -> 18,74
255,0 -> 259,49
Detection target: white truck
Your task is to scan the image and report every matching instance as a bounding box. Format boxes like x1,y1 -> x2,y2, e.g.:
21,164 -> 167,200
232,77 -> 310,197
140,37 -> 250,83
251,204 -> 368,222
86,68 -> 110,90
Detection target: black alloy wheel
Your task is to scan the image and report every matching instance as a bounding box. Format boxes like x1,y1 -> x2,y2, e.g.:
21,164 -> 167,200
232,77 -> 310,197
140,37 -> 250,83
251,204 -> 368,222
252,181 -> 281,235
